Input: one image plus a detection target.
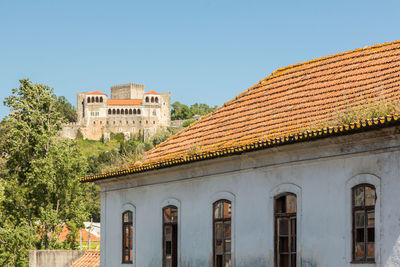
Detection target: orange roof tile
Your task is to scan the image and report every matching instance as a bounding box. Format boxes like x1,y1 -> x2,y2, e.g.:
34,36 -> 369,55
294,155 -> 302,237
107,99 -> 142,106
56,225 -> 100,243
71,250 -> 100,267
87,90 -> 107,95
80,40 -> 400,182
145,90 -> 160,95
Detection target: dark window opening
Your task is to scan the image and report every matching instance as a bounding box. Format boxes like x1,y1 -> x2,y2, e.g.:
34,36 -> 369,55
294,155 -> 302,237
121,109 -> 124,115
100,97 -> 103,102
96,96 -> 99,102
91,96 -> 95,103
146,96 -> 149,103
117,109 -> 120,115
108,109 -> 111,115
87,97 -> 91,103
155,97 -> 159,103
275,193 -> 297,267
122,211 -> 133,264
129,109 -> 132,115
213,199 -> 231,267
151,97 -> 154,103
163,206 -> 178,267
352,184 -> 376,263
137,109 -> 141,115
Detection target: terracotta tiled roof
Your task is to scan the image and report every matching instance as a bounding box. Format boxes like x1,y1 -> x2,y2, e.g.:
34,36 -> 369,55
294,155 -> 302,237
56,225 -> 100,243
70,250 -> 100,267
87,90 -> 107,95
106,99 -> 142,106
80,40 -> 400,182
145,90 -> 160,95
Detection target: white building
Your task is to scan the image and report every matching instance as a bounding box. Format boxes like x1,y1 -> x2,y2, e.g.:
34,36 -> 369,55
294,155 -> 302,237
81,41 -> 400,266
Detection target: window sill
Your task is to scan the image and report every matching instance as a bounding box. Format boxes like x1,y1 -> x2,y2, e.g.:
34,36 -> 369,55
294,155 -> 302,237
350,261 -> 376,266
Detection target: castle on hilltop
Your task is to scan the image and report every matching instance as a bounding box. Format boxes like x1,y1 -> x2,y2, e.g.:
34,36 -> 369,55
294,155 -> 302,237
61,83 -> 171,140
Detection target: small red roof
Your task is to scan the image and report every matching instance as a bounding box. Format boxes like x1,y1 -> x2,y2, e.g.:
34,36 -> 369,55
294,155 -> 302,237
57,225 -> 100,242
144,90 -> 160,95
87,90 -> 107,95
107,99 -> 142,106
71,250 -> 100,267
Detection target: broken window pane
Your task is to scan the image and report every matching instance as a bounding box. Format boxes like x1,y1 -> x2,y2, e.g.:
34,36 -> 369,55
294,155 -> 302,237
225,240 -> 231,253
367,211 -> 375,227
367,228 -> 375,242
223,202 -> 231,218
355,243 -> 365,259
286,195 -> 297,213
356,228 -> 365,242
224,254 -> 231,267
215,240 -> 223,255
215,222 -> 223,240
224,222 -> 231,238
214,202 -> 223,219
367,244 -> 375,258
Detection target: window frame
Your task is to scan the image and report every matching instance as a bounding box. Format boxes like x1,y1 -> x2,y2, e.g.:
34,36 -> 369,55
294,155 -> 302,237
213,199 -> 232,267
122,210 -> 134,264
162,205 -> 178,267
351,183 -> 376,263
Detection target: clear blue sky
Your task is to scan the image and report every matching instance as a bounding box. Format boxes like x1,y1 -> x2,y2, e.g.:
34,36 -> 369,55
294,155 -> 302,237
0,0 -> 399,118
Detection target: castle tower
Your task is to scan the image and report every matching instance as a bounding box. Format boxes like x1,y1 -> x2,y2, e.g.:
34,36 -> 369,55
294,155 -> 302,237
110,83 -> 145,100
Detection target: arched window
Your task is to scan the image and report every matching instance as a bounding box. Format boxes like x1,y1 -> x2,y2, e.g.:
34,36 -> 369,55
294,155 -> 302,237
121,109 -> 124,115
352,184 -> 376,263
146,97 -> 149,103
137,109 -> 141,115
91,96 -> 95,103
213,199 -> 231,267
96,96 -> 99,102
129,109 -> 132,115
155,97 -> 159,103
133,109 -> 137,115
163,206 -> 178,267
113,109 -> 116,115
117,109 -> 120,115
152,110 -> 157,116
275,193 -> 297,267
151,97 -> 154,103
125,109 -> 128,115
108,109 -> 111,115
87,97 -> 91,103
122,211 -> 133,263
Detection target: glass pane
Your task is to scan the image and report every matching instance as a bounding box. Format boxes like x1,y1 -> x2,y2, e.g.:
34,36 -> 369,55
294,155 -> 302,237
291,254 -> 297,267
166,241 -> 172,255
291,218 -> 296,235
368,228 -> 375,242
276,196 -> 286,213
355,211 -> 365,228
215,222 -> 223,239
279,219 -> 289,235
223,202 -> 232,218
164,207 -> 178,223
165,225 -> 172,241
367,211 -> 375,227
279,237 -> 289,252
224,222 -> 231,239
280,254 -> 289,267
291,236 -> 296,252
170,208 -> 178,223
216,255 -> 223,267
355,243 -> 365,260
356,228 -> 365,242
214,202 -> 223,219
215,239 -> 223,255
354,186 -> 365,206
224,254 -> 231,267
286,195 -> 297,213
225,240 -> 231,253
367,243 -> 375,258
365,186 -> 376,206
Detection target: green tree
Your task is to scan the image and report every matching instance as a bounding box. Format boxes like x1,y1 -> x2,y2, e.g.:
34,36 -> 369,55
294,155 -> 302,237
55,96 -> 77,123
171,101 -> 192,120
0,79 -> 91,266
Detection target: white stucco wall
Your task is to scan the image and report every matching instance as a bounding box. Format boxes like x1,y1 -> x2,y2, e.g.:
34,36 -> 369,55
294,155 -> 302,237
98,127 -> 400,267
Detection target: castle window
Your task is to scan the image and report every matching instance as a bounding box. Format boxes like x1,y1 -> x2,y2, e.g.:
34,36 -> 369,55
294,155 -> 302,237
87,97 -> 91,103
129,109 -> 132,115
100,121 -> 102,125
153,121 -> 155,124
117,109 -> 120,115
352,184 -> 376,263
100,97 -> 103,103
96,96 -> 99,102
151,97 -> 154,103
91,97 -> 95,103
113,109 -> 116,115
146,120 -> 148,124
213,199 -> 231,267
133,109 -> 137,115
107,121 -> 109,125
137,109 -> 141,115
126,121 -> 129,125
125,109 -> 128,115
108,109 -> 111,115
133,121 -> 135,124
146,97 -> 149,103
113,121 -> 116,125
93,121 -> 96,125
122,109 -> 125,115
155,97 -> 159,103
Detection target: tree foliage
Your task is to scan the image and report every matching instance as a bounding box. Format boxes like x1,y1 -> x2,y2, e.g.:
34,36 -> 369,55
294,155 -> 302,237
55,96 -> 77,123
171,101 -> 217,120
0,79 -> 92,266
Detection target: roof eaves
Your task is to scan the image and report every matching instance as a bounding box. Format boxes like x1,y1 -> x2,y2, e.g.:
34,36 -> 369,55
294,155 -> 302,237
79,113 -> 400,183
